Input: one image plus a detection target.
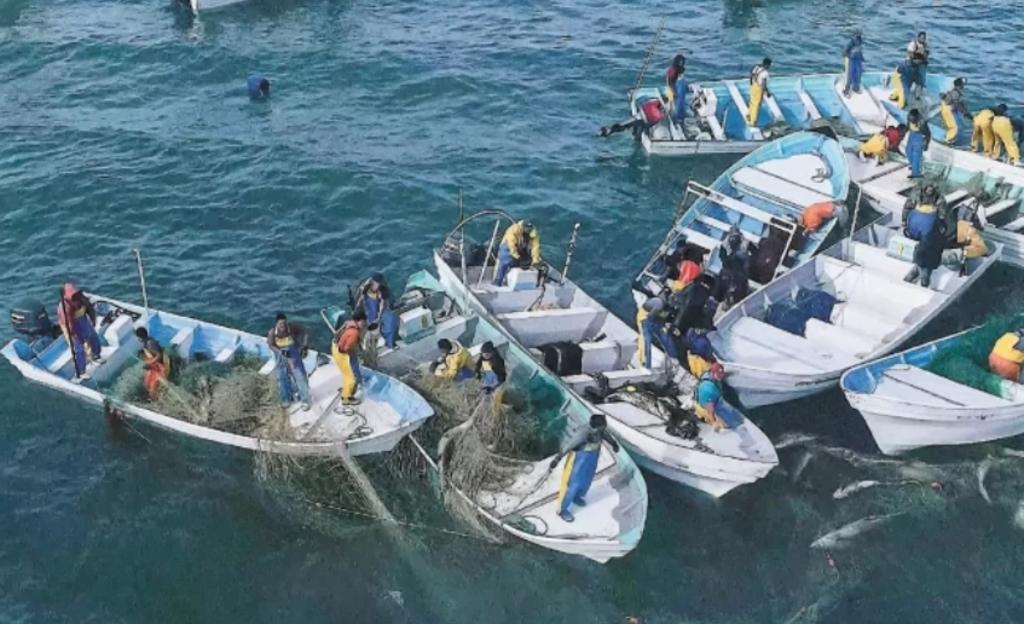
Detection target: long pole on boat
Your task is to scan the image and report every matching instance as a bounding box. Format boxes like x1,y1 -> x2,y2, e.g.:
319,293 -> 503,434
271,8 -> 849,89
478,219 -> 501,288
132,248 -> 149,315
848,185 -> 864,244
631,17 -> 666,96
458,191 -> 470,310
559,223 -> 581,286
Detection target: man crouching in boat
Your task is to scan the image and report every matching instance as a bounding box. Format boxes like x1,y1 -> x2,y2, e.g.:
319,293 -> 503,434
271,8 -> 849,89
475,341 -> 507,393
135,327 -> 171,399
694,362 -> 729,432
430,338 -> 474,381
268,313 -> 312,411
549,413 -> 620,523
989,330 -> 1024,384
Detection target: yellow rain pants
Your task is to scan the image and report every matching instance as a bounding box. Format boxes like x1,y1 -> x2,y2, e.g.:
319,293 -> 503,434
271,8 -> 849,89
889,68 -> 905,109
992,116 -> 1020,164
636,308 -> 649,367
331,342 -> 359,400
940,102 -> 958,143
858,134 -> 889,163
972,109 -> 995,154
746,83 -> 764,126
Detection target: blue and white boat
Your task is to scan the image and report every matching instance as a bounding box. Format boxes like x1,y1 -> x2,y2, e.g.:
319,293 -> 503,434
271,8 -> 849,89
633,131 -> 851,308
622,71 -> 953,156
842,321 -> 1024,455
323,271 -> 649,563
2,295 -> 433,457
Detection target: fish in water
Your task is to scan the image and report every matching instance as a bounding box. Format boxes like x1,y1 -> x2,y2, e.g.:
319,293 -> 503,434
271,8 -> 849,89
775,432 -> 818,450
791,450 -> 813,484
832,479 -> 922,499
1014,500 -> 1024,530
810,513 -> 903,550
978,456 -> 993,505
1001,448 -> 1024,459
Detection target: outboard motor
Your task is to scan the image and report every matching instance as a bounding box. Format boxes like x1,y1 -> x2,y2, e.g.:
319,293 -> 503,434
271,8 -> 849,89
10,298 -> 57,340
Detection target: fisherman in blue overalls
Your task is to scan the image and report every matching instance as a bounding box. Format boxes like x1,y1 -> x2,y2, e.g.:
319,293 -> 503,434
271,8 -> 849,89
906,108 -> 931,179
549,414 -> 620,523
843,29 -> 865,97
267,313 -> 311,410
356,274 -> 399,349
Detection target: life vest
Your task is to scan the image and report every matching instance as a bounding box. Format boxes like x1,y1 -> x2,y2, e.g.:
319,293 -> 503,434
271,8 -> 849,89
801,202 -> 836,232
906,203 -> 938,240
678,259 -> 701,287
992,333 -> 1024,364
335,321 -> 361,354
272,330 -> 295,350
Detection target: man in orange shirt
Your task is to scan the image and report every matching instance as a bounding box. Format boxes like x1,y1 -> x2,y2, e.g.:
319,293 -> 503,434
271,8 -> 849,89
332,309 -> 367,408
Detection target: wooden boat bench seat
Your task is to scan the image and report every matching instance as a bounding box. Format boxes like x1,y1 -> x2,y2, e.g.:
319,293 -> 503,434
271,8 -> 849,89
495,307 -> 607,348
878,364 -> 1012,408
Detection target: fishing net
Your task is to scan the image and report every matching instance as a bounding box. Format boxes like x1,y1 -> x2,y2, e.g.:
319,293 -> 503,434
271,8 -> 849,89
108,354 -> 287,436
925,313 -> 1024,396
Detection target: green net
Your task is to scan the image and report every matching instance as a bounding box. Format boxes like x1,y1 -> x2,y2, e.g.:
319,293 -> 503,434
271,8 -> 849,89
108,354 -> 287,436
925,314 -> 1024,396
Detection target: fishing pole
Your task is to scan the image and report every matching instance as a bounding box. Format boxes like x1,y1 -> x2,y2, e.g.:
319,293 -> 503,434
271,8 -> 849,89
631,18 -> 667,96
560,223 -> 581,286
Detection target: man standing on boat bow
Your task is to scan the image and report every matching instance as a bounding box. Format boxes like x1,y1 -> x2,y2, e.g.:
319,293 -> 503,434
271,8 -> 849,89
267,313 -> 312,411
57,282 -> 103,382
549,413 -> 619,523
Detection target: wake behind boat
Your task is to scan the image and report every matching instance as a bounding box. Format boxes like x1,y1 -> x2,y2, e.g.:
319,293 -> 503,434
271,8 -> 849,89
433,212 -> 778,498
842,317 -> 1024,455
711,214 -> 1002,408
634,131 -> 851,315
323,271 -> 648,562
2,293 -> 432,457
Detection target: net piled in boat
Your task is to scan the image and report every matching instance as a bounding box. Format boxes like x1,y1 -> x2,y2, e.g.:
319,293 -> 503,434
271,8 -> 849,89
925,314 -> 1024,396
108,355 -> 287,435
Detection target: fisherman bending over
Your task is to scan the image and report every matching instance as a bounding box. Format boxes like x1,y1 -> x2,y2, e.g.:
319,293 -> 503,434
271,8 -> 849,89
431,338 -> 474,380
494,220 -> 541,286
475,341 -> 507,393
549,413 -> 619,523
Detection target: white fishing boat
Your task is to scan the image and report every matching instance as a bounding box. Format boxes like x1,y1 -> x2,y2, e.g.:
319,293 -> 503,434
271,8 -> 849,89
633,131 -> 851,312
841,323 -> 1024,455
433,213 -> 778,498
184,0 -> 251,14
614,69 -> 951,157
2,294 -> 432,457
846,139 -> 1024,267
323,271 -> 649,562
710,214 -> 1002,408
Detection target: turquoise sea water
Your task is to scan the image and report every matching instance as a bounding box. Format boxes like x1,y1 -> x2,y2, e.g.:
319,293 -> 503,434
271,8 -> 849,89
2,0 -> 1024,622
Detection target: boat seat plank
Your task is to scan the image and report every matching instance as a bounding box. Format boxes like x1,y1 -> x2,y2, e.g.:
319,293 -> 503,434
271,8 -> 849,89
803,318 -> 875,356
796,84 -> 822,120
679,227 -> 722,253
694,214 -> 762,244
724,317 -> 857,372
983,198 -> 1018,220
695,185 -> 778,225
732,162 -> 833,209
496,307 -> 607,348
1002,215 -> 1024,232
944,189 -> 969,206
879,364 -> 1012,408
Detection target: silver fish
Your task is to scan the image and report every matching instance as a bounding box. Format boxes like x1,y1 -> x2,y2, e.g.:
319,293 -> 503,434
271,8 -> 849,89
977,456 -> 993,505
791,450 -> 813,484
810,513 -> 902,550
1014,500 -> 1024,531
775,432 -> 818,450
833,479 -> 921,500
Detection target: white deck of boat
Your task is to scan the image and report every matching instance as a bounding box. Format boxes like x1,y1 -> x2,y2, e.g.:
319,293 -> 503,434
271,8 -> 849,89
731,153 -> 835,209
872,364 -> 1012,408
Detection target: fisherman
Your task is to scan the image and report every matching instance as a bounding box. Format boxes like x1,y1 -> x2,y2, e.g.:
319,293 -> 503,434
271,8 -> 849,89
693,362 -> 729,432
939,78 -> 969,143
989,329 -> 1024,383
945,212 -> 988,274
56,282 -> 103,381
549,413 -> 620,523
860,129 -> 892,165
903,218 -> 945,288
902,184 -> 942,241
716,226 -> 750,309
668,273 -> 717,354
431,338 -> 474,380
474,341 -> 507,393
267,313 -> 312,410
665,54 -> 688,122
332,310 -> 366,408
355,273 -> 399,348
493,220 -> 541,287
140,336 -> 171,400
905,31 -> 930,99
246,73 -> 270,99
971,105 -> 1000,155
843,30 -> 865,97
905,108 -> 931,179
991,108 -> 1021,166
636,296 -> 677,367
746,57 -> 772,127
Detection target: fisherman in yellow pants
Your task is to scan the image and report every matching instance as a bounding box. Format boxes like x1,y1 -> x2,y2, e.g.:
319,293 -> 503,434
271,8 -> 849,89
939,78 -> 968,143
332,310 -> 367,408
991,109 -> 1021,165
889,64 -> 908,109
746,57 -> 772,126
972,106 -> 998,154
